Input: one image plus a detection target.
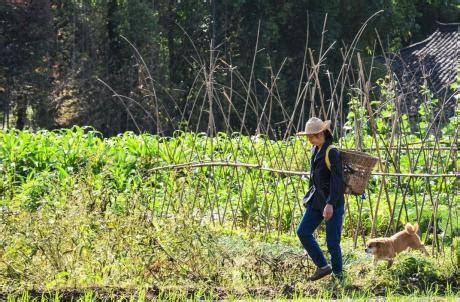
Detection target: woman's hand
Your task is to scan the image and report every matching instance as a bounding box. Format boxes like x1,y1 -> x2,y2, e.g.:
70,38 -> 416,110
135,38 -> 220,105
323,204 -> 333,221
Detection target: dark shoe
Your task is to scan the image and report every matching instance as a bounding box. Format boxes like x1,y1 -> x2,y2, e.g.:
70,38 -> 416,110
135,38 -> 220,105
307,265 -> 332,281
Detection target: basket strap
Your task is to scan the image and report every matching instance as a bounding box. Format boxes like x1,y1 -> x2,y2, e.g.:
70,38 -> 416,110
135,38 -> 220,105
325,145 -> 335,171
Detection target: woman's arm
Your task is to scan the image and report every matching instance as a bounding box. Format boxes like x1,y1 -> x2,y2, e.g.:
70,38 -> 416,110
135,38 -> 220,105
327,148 -> 344,206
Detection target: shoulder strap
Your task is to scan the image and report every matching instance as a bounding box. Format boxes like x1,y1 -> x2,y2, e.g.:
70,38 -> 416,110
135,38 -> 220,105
325,145 -> 335,171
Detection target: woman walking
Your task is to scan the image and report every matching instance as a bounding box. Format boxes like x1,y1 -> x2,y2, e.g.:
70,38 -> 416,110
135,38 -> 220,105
296,117 -> 345,281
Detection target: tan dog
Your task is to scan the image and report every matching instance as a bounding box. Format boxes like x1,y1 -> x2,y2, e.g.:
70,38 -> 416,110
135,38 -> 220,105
365,223 -> 429,267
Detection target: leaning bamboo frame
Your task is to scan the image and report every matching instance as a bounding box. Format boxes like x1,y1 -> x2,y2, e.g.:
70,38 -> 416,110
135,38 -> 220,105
102,12 -> 458,256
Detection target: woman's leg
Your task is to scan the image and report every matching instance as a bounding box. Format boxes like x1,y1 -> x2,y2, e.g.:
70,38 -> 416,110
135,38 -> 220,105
296,205 -> 328,268
325,204 -> 345,275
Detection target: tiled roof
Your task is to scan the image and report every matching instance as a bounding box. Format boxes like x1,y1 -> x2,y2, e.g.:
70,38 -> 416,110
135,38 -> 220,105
381,22 -> 458,116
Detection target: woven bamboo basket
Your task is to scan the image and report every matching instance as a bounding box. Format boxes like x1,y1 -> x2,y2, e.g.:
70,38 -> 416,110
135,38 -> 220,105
340,149 -> 379,195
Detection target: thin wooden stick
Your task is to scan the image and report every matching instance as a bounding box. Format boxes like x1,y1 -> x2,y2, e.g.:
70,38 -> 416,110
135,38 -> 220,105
146,160 -> 459,178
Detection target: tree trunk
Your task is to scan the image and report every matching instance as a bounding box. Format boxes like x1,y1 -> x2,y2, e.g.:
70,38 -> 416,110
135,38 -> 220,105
167,0 -> 176,84
15,95 -> 27,129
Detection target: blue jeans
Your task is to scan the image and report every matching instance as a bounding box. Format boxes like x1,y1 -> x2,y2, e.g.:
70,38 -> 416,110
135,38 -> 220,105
296,204 -> 345,275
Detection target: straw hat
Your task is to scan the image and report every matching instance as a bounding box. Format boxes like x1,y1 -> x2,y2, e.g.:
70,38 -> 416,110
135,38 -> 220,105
297,117 -> 331,136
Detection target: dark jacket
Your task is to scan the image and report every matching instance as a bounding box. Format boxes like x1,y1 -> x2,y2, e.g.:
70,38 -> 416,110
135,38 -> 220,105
304,141 -> 345,210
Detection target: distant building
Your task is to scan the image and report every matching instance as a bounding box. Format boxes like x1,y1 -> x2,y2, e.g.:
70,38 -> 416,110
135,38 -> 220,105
381,22 -> 458,120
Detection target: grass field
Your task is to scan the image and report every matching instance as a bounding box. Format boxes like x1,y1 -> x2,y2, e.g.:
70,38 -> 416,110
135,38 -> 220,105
0,127 -> 458,300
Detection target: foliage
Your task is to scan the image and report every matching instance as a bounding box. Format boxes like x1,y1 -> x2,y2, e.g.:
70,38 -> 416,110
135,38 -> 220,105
0,103 -> 458,297
0,0 -> 458,134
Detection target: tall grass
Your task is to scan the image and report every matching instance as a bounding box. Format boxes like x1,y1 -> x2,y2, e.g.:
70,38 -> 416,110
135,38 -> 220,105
0,123 -> 457,239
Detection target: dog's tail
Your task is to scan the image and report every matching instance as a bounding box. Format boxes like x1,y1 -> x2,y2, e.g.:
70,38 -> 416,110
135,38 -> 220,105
405,223 -> 419,234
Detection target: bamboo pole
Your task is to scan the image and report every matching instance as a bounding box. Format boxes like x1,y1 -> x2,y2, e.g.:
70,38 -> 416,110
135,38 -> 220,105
147,160 -> 460,178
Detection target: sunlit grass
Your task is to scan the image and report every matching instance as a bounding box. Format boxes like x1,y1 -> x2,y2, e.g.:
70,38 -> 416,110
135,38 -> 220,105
0,127 -> 458,300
